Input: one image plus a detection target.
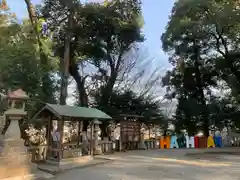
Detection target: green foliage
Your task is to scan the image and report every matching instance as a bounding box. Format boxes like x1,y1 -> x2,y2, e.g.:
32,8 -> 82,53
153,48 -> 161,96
161,0 -> 229,134
0,4 -> 58,115
0,0 -> 163,139
41,0 -> 144,68
94,89 -> 165,124
162,0 -> 240,134
162,0 -> 240,96
40,0 -> 145,108
74,1 -> 144,61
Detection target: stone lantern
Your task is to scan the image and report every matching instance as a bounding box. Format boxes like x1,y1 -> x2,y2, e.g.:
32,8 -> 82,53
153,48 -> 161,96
108,120 -> 116,141
107,120 -> 116,150
4,89 -> 28,139
0,89 -> 33,176
93,119 -> 102,155
138,123 -> 147,150
0,89 -> 53,179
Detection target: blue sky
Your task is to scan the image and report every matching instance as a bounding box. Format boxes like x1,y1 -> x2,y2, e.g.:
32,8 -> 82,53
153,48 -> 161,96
7,0 -> 175,70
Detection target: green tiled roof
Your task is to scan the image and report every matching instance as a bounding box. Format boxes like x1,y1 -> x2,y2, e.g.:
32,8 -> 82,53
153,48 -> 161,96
45,103 -> 112,120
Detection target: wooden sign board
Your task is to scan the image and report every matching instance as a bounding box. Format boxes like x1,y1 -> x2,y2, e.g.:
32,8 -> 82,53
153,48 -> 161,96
120,120 -> 140,143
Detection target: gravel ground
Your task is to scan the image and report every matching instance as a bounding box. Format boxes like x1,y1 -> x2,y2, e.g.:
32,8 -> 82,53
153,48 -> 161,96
56,149 -> 240,180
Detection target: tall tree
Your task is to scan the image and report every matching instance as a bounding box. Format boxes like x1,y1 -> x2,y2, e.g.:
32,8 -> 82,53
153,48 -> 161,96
40,0 -> 144,105
79,1 -> 144,108
40,0 -> 87,106
39,0 -> 145,135
163,0 -> 240,97
0,1 -> 58,115
24,0 -> 57,105
162,0 -> 240,135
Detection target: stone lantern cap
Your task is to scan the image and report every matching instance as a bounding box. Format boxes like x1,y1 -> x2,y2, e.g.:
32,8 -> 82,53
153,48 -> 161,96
4,109 -> 27,117
93,119 -> 102,125
7,89 -> 29,100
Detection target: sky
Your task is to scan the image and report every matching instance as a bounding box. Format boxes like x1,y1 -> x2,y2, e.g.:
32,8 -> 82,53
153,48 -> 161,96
7,0 -> 175,70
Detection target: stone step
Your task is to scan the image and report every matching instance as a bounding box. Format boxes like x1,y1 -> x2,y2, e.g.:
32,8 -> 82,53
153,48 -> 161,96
38,156 -> 112,175
46,155 -> 93,165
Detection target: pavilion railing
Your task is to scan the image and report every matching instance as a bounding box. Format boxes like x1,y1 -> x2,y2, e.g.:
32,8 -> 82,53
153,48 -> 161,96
29,143 -> 87,162
28,144 -> 48,162
29,140 -> 117,162
100,140 -> 114,154
144,139 -> 159,149
62,143 -> 84,158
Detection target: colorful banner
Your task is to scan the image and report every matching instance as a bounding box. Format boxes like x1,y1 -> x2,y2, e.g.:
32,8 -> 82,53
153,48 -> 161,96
156,135 -> 224,149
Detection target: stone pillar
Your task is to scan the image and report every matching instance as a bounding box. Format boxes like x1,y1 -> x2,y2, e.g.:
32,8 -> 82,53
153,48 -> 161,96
138,126 -> 146,150
3,118 -> 29,161
155,139 -> 159,149
119,132 -> 122,152
93,119 -> 102,155
150,140 -> 153,149
108,121 -> 115,152
82,131 -> 89,154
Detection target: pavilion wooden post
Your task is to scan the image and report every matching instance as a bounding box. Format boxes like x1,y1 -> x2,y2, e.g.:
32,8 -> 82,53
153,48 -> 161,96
93,119 -> 102,155
118,121 -> 122,152
154,124 -> 157,148
77,120 -> 81,146
90,121 -> 93,155
46,116 -> 51,160
58,117 -> 64,162
149,125 -> 151,139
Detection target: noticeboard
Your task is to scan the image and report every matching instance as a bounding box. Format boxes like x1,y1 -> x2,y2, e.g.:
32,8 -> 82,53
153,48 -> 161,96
120,119 -> 140,142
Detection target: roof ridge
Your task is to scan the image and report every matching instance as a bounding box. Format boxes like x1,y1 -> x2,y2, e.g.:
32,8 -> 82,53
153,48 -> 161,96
48,103 -> 97,109
41,103 -> 112,120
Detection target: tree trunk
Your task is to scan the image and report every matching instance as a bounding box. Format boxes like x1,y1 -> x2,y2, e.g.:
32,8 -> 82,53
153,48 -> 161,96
99,72 -> 117,108
98,73 -> 117,139
69,63 -> 89,133
99,121 -> 109,139
60,13 -> 73,105
193,43 -> 209,137
182,97 -> 196,136
59,57 -> 68,105
69,64 -> 88,107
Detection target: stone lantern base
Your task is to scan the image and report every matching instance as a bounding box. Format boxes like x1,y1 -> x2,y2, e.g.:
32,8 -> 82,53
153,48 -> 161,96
138,133 -> 147,150
0,118 -> 53,180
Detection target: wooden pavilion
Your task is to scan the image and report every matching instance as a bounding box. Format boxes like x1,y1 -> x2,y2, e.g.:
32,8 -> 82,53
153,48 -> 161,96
32,103 -> 112,163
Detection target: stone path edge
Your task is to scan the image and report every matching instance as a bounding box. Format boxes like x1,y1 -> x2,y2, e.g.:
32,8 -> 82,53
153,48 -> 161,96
185,148 -> 240,157
39,158 -> 114,176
